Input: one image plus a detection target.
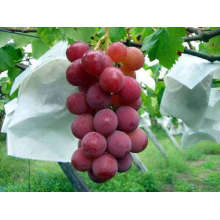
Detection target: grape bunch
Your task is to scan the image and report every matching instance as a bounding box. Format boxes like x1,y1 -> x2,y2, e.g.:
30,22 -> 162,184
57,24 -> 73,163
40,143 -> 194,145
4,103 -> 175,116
65,41 -> 148,183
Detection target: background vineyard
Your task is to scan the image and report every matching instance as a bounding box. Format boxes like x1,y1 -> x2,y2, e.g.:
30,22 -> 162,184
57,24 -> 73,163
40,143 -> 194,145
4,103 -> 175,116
0,27 -> 220,191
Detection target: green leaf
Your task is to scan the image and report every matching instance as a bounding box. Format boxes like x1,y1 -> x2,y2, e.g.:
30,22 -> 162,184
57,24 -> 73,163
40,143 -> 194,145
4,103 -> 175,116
11,34 -> 34,48
0,32 -> 11,48
155,81 -> 165,105
71,27 -> 96,43
32,38 -> 50,59
59,27 -> 76,40
0,44 -> 24,72
0,77 -> 11,95
199,36 -> 220,55
150,63 -> 161,81
109,27 -> 126,42
37,27 -> 63,46
7,66 -> 22,81
142,27 -> 186,69
130,27 -> 154,42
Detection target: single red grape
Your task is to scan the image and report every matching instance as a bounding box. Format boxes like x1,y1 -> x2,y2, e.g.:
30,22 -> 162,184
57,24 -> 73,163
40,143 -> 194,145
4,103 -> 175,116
116,106 -> 139,132
71,114 -> 94,139
127,128 -> 148,153
92,153 -> 118,180
93,109 -> 118,136
99,67 -> 125,94
66,42 -> 89,62
107,130 -> 132,158
81,132 -> 107,158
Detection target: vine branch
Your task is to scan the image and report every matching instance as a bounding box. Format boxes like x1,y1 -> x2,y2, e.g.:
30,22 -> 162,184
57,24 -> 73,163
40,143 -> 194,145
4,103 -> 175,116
184,28 -> 220,42
183,48 -> 220,62
3,28 -> 37,33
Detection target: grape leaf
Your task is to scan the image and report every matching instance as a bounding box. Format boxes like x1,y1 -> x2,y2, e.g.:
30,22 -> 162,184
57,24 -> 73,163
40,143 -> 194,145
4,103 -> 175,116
150,63 -> 161,81
59,27 -> 76,39
199,36 -> 220,55
0,77 -> 11,95
0,32 -> 11,48
11,34 -> 34,48
71,27 -> 96,43
32,38 -> 50,59
109,27 -> 126,42
0,44 -> 24,72
37,27 -> 63,46
8,66 -> 22,81
155,81 -> 165,105
130,27 -> 154,42
142,27 -> 186,69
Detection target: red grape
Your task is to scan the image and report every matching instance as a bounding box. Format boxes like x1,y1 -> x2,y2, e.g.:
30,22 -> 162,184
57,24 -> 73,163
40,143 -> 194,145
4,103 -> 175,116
86,83 -> 111,110
81,132 -> 107,158
71,148 -> 92,171
127,128 -> 148,153
107,42 -> 127,62
92,154 -> 118,180
88,170 -> 107,183
99,67 -> 125,94
93,109 -> 118,136
116,106 -> 139,132
120,65 -> 136,79
82,50 -> 106,76
122,47 -> 144,71
66,92 -> 90,115
66,42 -> 89,62
123,97 -> 142,110
66,59 -> 97,87
118,76 -> 141,103
117,153 -> 133,172
104,54 -> 113,67
107,130 -> 132,158
71,114 -> 94,139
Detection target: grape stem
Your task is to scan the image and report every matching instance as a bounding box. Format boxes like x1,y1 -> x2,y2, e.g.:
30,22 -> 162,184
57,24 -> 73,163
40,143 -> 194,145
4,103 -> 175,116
94,27 -> 111,51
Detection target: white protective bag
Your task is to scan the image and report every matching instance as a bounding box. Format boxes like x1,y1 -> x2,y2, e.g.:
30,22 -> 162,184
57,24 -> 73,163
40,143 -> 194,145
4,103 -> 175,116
160,54 -> 220,148
2,41 -> 78,162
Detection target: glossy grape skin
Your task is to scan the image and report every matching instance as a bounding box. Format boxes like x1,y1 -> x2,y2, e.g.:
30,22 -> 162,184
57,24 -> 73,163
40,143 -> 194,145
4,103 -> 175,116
104,54 -> 113,67
66,59 -> 97,87
81,132 -> 107,158
107,42 -> 127,62
122,47 -> 145,71
82,50 -> 106,76
86,83 -> 111,110
99,67 -> 125,94
92,154 -> 118,180
71,148 -> 92,171
66,92 -> 90,115
93,109 -> 118,136
71,114 -> 94,139
66,42 -> 89,62
117,153 -> 133,172
118,76 -> 141,103
127,128 -> 148,153
107,130 -> 132,158
116,106 -> 139,132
